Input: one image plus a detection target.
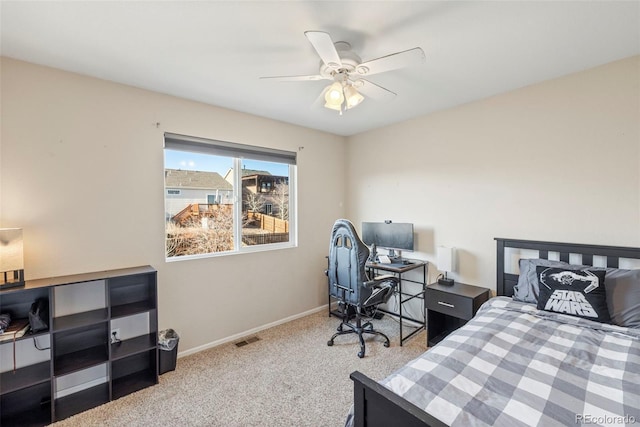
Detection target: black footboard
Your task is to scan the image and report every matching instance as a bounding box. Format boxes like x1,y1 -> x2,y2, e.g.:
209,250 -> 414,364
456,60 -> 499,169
350,371 -> 447,427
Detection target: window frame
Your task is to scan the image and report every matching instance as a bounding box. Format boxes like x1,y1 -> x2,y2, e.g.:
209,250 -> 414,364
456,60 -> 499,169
164,133 -> 297,261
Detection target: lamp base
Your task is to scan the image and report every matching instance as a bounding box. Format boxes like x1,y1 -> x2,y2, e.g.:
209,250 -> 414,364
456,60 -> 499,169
1,269 -> 25,290
437,277 -> 454,286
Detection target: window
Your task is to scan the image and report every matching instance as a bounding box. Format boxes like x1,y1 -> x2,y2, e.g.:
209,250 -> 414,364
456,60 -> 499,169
164,133 -> 296,259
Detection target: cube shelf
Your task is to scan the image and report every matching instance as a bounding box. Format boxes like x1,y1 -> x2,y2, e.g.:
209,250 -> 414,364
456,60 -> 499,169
0,265 -> 158,425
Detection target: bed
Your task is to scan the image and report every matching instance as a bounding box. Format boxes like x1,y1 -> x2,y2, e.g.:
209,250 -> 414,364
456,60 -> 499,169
347,238 -> 640,427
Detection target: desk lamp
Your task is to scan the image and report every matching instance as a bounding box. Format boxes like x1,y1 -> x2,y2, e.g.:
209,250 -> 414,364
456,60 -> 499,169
437,246 -> 456,286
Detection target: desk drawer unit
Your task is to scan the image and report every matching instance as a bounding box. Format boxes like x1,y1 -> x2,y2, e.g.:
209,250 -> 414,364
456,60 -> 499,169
426,290 -> 474,320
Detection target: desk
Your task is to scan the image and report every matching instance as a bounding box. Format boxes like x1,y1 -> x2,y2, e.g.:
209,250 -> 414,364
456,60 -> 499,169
366,260 -> 428,346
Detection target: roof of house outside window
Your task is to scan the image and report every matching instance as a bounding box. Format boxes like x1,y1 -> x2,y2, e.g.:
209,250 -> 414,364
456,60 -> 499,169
241,169 -> 271,177
165,169 -> 232,190
223,168 -> 273,181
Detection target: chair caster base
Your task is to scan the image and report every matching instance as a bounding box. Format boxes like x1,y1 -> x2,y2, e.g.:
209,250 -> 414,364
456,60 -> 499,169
328,319 -> 392,357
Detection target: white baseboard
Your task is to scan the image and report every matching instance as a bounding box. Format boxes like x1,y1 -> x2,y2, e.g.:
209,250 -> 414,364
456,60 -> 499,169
178,304 -> 328,358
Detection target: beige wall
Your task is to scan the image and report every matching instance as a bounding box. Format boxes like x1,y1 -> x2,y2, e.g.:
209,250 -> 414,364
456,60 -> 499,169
346,56 -> 640,291
0,57 -> 346,353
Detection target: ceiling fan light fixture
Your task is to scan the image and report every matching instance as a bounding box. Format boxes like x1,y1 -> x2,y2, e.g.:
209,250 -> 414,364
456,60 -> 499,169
344,85 -> 364,109
323,100 -> 342,111
325,82 -> 344,103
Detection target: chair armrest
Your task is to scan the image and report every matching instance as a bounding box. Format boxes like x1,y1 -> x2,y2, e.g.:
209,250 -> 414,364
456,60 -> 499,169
364,275 -> 398,289
363,280 -> 377,289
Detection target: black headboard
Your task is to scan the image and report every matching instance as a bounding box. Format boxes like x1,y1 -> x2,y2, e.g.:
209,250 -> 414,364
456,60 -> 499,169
495,238 -> 640,297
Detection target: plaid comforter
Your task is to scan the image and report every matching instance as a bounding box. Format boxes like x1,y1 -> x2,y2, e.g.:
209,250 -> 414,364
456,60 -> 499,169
380,297 -> 640,426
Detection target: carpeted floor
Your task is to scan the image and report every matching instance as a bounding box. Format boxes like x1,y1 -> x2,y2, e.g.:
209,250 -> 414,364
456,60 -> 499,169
52,310 -> 427,427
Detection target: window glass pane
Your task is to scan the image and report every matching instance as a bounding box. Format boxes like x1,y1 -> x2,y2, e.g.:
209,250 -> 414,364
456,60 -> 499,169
164,134 -> 296,259
240,159 -> 290,247
164,149 -> 235,257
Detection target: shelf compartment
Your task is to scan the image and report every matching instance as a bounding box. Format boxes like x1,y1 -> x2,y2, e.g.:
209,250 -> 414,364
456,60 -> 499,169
112,369 -> 157,400
109,273 -> 157,317
111,333 -> 157,361
54,382 -> 109,421
111,300 -> 156,318
53,323 -> 109,376
54,345 -> 109,376
52,308 -> 108,332
0,328 -> 51,349
1,361 -> 51,394
0,287 -> 50,320
112,350 -> 157,399
1,381 -> 52,427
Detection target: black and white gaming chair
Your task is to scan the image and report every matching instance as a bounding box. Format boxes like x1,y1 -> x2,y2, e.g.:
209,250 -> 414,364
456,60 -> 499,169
326,219 -> 398,358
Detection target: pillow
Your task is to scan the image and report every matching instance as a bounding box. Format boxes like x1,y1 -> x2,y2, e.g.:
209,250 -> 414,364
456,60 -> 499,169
513,258 -> 579,304
597,268 -> 640,328
536,266 -> 610,323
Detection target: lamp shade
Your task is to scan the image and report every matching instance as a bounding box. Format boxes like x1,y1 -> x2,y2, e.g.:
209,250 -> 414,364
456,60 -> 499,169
344,85 -> 364,109
0,228 -> 24,288
324,82 -> 344,104
437,246 -> 456,273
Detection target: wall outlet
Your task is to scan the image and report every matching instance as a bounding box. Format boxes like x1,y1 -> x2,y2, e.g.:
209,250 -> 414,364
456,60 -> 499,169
111,328 -> 121,343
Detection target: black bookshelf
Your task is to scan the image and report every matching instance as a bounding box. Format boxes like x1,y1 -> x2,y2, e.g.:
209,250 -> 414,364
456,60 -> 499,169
0,266 -> 158,426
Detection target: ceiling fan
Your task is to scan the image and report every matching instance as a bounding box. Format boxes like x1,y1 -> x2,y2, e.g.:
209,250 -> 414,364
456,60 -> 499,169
260,31 -> 426,114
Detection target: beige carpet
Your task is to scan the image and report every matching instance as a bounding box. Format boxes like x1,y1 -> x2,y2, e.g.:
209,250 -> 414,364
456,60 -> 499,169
52,310 -> 427,427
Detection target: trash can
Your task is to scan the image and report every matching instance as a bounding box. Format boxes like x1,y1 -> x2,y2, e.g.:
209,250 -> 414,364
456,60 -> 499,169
158,329 -> 179,374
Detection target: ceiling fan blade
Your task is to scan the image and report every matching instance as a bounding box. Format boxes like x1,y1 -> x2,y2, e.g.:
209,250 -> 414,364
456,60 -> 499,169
259,74 -> 327,82
355,47 -> 425,76
352,79 -> 396,100
304,31 -> 342,70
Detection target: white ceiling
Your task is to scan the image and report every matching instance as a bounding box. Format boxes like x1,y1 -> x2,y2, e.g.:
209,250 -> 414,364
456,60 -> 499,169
1,1 -> 639,136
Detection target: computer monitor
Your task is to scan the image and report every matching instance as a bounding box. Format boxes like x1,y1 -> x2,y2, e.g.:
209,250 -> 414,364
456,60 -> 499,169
361,221 -> 414,259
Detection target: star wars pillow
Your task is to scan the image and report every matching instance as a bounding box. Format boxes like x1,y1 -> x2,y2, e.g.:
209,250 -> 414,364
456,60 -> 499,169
536,266 -> 610,323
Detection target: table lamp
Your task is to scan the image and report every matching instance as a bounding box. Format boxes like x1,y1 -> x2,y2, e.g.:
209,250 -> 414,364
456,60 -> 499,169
0,228 -> 25,289
437,246 -> 456,286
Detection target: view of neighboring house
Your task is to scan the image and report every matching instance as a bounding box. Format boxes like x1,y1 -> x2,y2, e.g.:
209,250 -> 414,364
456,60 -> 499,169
223,168 -> 289,218
165,167 -> 291,256
165,169 -> 233,221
